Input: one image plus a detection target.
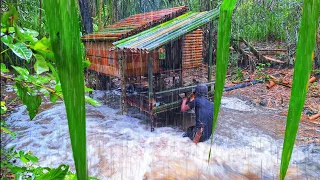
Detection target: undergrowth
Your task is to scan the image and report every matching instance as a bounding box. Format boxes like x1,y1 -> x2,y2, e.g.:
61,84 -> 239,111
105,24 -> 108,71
232,0 -> 303,43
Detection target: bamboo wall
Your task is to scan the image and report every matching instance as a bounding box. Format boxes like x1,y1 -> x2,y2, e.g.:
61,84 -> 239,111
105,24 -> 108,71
181,29 -> 203,69
84,41 -> 159,78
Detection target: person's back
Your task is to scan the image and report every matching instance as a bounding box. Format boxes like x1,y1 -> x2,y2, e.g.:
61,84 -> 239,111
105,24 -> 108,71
181,84 -> 214,142
191,96 -> 214,141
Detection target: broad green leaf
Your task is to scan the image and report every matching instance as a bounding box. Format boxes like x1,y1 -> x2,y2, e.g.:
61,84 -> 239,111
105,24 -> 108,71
1,101 -> 7,115
32,37 -> 54,60
12,66 -> 30,80
10,166 -> 26,174
35,75 -> 51,84
37,164 -> 69,180
280,0 -> 320,179
209,0 -> 238,160
22,28 -> 39,38
1,34 -> 14,45
34,37 -> 52,51
19,155 -> 29,164
83,59 -> 91,69
25,153 -> 39,163
1,63 -> 9,73
14,25 -> 36,44
1,27 -> 15,33
44,0 -> 87,179
8,42 -> 33,61
1,126 -> 16,138
85,96 -> 101,106
34,54 -> 49,74
50,92 -> 59,103
16,82 -> 42,120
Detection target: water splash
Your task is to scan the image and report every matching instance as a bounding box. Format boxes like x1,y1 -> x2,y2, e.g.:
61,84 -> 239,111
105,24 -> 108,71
3,94 -> 319,179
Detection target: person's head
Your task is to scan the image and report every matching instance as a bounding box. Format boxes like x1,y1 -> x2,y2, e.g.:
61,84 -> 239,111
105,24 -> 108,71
195,84 -> 208,97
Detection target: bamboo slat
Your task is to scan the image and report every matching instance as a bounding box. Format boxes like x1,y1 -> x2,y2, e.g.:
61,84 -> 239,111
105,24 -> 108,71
81,6 -> 188,41
181,28 -> 203,69
113,8 -> 219,51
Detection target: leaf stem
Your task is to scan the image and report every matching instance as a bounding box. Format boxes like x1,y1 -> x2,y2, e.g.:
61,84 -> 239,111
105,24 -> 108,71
1,48 -> 10,54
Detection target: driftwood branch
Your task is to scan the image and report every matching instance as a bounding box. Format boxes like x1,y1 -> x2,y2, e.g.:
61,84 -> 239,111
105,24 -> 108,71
264,56 -> 285,64
269,75 -> 292,88
241,38 -> 267,63
240,38 -> 284,64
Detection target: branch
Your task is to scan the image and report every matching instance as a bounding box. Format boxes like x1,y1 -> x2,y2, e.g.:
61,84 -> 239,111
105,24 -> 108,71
1,73 -> 63,100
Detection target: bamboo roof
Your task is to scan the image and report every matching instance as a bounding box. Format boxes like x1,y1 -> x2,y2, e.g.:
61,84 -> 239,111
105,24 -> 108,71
81,6 -> 188,41
113,8 -> 219,52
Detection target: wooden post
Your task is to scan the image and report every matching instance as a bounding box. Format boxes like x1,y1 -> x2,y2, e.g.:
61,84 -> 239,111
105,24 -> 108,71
208,21 -> 214,92
148,51 -> 155,131
119,50 -> 127,114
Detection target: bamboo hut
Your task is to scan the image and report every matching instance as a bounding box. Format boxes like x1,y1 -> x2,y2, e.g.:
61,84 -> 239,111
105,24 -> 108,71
82,6 -> 188,77
82,7 -> 219,131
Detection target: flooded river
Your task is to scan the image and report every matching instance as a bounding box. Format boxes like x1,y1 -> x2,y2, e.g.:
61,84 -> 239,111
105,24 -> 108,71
3,91 -> 320,179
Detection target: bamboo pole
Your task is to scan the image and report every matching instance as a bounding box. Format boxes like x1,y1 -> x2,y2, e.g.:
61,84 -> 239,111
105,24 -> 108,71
148,51 -> 155,132
155,81 -> 215,95
139,10 -> 219,50
208,21 -> 214,91
119,50 -> 127,114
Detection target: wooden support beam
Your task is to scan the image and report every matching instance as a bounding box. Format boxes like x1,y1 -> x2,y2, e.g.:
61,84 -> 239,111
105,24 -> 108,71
119,50 -> 127,114
155,81 -> 215,95
208,21 -> 214,92
148,51 -> 155,132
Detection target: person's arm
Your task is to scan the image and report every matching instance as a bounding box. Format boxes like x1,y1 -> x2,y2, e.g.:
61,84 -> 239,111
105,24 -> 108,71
181,98 -> 190,112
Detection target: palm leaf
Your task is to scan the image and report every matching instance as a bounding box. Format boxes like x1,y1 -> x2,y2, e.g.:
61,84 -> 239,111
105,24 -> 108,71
208,0 -> 237,160
280,0 -> 319,179
43,1 -> 87,179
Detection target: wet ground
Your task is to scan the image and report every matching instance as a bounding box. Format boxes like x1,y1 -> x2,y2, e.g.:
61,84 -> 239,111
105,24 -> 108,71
2,90 -> 320,179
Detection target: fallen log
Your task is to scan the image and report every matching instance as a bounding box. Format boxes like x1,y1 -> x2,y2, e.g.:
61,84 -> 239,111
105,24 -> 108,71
309,76 -> 316,83
270,75 -> 292,88
264,56 -> 285,64
241,38 -> 285,64
309,113 -> 320,120
266,80 -> 276,89
241,38 -> 267,63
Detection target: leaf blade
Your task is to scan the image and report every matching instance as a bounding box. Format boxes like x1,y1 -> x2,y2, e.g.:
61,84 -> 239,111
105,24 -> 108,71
280,0 -> 320,179
8,42 -> 33,62
209,0 -> 238,160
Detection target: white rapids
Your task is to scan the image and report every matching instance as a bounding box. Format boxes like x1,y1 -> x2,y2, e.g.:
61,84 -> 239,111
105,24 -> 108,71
3,93 -> 319,180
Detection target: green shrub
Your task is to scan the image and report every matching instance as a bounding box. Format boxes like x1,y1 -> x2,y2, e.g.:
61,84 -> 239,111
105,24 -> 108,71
232,0 -> 303,42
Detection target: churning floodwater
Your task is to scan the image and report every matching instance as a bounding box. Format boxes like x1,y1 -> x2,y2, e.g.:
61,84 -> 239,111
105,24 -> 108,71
3,90 -> 320,179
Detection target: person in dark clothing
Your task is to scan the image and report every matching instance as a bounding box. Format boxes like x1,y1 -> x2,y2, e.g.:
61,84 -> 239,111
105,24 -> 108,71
181,84 -> 214,142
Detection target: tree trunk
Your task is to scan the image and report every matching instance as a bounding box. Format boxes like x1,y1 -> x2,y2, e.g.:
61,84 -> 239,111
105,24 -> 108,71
98,0 -> 103,29
112,0 -> 118,23
78,0 -> 93,34
39,0 -> 42,36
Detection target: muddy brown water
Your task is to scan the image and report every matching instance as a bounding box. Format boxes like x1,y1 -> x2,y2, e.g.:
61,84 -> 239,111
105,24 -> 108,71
3,90 -> 320,179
